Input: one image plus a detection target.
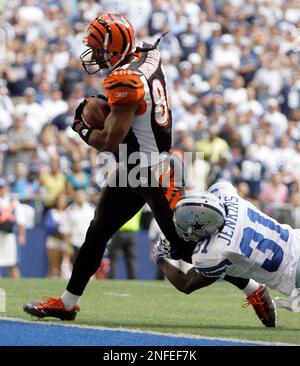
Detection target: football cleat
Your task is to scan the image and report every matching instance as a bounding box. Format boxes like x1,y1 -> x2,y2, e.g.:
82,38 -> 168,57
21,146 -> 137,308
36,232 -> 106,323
23,296 -> 80,321
242,284 -> 276,327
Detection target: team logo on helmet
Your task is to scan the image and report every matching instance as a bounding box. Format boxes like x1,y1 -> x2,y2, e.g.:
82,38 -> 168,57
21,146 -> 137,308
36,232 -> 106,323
174,192 -> 226,243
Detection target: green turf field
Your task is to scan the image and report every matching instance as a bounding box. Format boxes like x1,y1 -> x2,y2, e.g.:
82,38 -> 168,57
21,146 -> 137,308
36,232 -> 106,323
0,278 -> 299,344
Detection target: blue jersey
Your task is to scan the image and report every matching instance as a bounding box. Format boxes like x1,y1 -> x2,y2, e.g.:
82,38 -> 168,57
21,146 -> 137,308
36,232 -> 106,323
192,182 -> 300,295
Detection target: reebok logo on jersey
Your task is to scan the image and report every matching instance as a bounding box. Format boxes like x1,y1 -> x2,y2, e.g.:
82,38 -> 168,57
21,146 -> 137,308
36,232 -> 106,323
115,91 -> 128,98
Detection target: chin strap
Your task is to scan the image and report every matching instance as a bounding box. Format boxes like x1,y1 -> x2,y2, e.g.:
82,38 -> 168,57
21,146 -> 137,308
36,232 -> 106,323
135,31 -> 168,53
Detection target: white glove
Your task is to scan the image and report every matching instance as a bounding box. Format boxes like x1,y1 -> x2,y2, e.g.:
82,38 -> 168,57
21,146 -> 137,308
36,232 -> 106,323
152,236 -> 172,263
274,289 -> 300,312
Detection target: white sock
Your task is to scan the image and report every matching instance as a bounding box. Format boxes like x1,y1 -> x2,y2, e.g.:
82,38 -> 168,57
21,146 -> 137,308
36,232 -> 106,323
61,290 -> 81,309
243,279 -> 260,296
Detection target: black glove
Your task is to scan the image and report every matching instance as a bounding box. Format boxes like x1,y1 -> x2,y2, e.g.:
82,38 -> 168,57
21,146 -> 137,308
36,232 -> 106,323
72,99 -> 92,143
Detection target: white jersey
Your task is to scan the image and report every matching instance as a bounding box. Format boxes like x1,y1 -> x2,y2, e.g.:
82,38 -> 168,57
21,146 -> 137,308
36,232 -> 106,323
192,182 -> 300,295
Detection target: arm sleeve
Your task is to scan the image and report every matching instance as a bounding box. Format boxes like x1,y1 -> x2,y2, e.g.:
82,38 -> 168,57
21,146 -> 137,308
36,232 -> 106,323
103,70 -> 146,114
194,258 -> 232,277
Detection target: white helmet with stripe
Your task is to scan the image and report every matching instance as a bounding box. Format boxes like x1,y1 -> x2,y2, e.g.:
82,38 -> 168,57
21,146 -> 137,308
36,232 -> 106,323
173,192 -> 226,243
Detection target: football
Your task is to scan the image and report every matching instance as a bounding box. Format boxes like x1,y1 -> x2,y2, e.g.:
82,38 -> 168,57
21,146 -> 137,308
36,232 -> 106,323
82,96 -> 110,130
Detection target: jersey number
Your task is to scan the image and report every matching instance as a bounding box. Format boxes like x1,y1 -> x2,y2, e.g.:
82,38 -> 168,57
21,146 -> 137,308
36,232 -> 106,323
152,79 -> 170,126
240,208 -> 288,272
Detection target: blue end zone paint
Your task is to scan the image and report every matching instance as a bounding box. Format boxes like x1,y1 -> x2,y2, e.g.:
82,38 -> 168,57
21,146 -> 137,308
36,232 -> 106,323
0,320 -> 258,346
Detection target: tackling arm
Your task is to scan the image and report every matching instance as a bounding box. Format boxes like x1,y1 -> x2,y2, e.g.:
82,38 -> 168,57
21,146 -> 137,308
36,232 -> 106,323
156,257 -> 218,294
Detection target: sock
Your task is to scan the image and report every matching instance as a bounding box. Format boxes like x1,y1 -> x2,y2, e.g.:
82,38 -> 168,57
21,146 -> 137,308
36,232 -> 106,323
61,290 -> 81,309
243,279 -> 260,296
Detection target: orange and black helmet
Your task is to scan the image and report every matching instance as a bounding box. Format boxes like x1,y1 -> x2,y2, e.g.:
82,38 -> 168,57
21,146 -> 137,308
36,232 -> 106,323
80,13 -> 136,74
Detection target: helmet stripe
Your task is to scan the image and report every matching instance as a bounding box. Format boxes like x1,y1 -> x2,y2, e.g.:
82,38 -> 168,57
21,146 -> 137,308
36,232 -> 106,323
90,23 -> 105,43
96,17 -> 112,44
87,32 -> 101,45
114,13 -> 133,51
108,13 -> 127,53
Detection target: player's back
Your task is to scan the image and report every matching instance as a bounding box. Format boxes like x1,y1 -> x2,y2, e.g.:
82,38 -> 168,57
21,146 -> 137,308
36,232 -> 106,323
103,43 -> 172,165
208,182 -> 300,295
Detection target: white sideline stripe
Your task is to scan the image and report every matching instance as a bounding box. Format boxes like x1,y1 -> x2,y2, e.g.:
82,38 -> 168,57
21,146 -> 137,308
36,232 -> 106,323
0,316 -> 296,346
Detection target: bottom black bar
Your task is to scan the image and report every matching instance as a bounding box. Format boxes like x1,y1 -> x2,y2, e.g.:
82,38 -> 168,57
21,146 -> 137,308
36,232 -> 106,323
0,346 -> 298,362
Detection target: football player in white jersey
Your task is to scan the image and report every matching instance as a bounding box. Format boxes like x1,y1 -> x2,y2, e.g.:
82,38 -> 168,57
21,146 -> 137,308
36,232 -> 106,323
154,181 -> 300,326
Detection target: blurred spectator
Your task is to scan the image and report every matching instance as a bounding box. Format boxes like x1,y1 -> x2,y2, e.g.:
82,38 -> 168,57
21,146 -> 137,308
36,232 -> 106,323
5,113 -> 36,176
196,125 -> 229,164
211,34 -> 240,85
264,98 -> 288,139
66,159 -> 91,193
252,53 -> 283,100
15,87 -> 48,136
234,146 -> 265,200
60,189 -> 95,264
148,0 -> 168,36
260,172 -> 289,205
177,21 -> 201,60
51,97 -> 77,131
40,156 -> 66,209
10,162 -> 30,197
223,76 -> 247,106
5,52 -> 34,97
57,56 -> 84,99
238,39 -> 259,86
44,193 -> 70,278
208,150 -> 235,186
236,181 -> 251,200
237,86 -> 263,117
16,0 -> 45,24
247,130 -> 276,172
36,124 -> 58,166
0,178 -> 26,278
108,210 -> 142,280
0,80 -> 14,131
282,70 -> 300,120
41,86 -> 68,120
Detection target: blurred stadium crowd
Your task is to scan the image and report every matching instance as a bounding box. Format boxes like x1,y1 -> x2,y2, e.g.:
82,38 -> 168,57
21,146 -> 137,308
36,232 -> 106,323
1,0 -> 300,276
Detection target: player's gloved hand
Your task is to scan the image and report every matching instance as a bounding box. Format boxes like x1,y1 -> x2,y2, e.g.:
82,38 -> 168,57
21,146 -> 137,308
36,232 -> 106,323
152,236 -> 172,263
72,99 -> 92,143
